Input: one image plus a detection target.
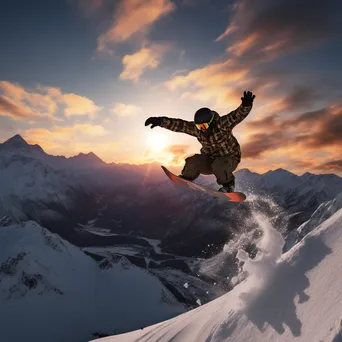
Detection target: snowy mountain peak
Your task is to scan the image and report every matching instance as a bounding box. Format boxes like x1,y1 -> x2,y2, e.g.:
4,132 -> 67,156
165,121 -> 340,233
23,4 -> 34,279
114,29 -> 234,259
302,171 -> 314,177
0,134 -> 45,156
236,168 -> 259,176
70,152 -> 105,166
257,168 -> 301,191
2,134 -> 28,148
264,168 -> 297,177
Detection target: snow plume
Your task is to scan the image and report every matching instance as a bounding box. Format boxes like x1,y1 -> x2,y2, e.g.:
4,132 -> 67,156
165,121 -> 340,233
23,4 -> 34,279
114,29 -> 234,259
199,194 -> 287,287
233,212 -> 285,304
226,194 -> 288,256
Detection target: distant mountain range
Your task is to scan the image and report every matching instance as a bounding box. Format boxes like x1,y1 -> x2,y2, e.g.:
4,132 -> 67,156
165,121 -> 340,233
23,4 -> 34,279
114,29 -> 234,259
1,134 -> 341,251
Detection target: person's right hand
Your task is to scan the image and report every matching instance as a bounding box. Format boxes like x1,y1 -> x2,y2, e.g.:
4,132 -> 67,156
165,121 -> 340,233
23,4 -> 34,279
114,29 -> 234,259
145,117 -> 163,129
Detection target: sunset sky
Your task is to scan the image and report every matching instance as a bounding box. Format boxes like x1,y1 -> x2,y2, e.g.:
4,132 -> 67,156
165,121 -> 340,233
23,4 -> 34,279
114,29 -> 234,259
1,0 -> 342,175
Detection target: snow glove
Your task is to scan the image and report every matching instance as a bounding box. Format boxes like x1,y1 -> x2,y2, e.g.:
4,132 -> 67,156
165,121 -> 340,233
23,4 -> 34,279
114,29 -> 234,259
145,117 -> 163,129
241,91 -> 255,107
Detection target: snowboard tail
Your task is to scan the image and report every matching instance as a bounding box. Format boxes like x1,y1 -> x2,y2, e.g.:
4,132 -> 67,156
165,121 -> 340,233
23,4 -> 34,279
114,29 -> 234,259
161,166 -> 246,203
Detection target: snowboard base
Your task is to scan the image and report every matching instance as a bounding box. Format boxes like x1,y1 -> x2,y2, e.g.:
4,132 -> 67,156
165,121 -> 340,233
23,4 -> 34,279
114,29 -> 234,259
161,166 -> 246,203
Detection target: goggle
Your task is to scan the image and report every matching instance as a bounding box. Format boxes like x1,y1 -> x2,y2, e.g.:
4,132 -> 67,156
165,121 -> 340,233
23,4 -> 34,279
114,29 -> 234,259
195,113 -> 214,131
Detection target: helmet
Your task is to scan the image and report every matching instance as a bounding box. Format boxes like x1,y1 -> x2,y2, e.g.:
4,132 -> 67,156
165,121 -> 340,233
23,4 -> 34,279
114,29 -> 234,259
194,107 -> 215,133
194,107 -> 213,124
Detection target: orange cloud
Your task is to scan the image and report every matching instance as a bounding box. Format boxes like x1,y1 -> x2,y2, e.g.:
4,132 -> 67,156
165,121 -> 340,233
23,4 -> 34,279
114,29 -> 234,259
227,33 -> 260,57
0,81 -> 26,100
0,82 -> 57,120
24,127 -> 74,147
120,44 -> 169,82
0,96 -> 43,120
26,124 -> 108,140
25,138 -> 60,151
166,144 -> 190,165
165,64 -> 247,110
73,123 -> 109,136
165,60 -> 231,90
215,25 -> 237,42
24,124 -> 112,159
1,82 -> 60,116
0,81 -> 102,121
62,93 -> 102,117
112,103 -> 143,116
97,0 -> 175,52
165,60 -> 249,108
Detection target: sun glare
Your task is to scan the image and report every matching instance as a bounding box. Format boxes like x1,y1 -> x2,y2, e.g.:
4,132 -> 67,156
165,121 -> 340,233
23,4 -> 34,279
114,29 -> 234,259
146,132 -> 168,153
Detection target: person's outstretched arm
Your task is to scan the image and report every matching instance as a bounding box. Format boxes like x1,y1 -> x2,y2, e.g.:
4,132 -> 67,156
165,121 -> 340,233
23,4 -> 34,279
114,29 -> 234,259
145,117 -> 197,137
221,91 -> 255,129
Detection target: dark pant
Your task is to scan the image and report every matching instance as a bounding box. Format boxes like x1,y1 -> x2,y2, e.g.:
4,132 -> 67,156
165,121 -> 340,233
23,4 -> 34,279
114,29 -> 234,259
181,154 -> 239,185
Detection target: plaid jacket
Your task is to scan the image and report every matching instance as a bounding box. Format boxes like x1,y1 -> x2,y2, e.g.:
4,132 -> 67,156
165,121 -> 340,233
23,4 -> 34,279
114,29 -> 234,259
160,104 -> 252,162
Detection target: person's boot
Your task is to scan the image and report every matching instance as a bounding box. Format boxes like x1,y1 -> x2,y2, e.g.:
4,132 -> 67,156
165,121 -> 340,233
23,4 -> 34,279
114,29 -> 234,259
218,179 -> 235,193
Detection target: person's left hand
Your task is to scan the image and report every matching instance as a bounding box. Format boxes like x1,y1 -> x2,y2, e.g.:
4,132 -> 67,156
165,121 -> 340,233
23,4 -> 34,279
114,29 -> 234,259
241,91 -> 255,106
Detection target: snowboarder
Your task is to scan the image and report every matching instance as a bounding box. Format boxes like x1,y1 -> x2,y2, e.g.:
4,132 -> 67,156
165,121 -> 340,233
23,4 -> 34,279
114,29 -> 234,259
145,91 -> 255,193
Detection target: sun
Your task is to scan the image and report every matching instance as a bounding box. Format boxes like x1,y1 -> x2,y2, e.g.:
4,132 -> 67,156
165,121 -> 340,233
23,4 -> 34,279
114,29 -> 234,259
146,132 -> 169,153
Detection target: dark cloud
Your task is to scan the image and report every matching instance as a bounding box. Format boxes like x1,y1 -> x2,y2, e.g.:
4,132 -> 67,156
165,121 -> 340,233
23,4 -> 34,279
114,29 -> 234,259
242,104 -> 342,158
285,108 -> 327,127
246,108 -> 325,132
225,0 -> 342,63
246,114 -> 279,130
281,87 -> 319,111
243,67 -> 342,114
216,0 -> 342,111
292,108 -> 342,147
242,131 -> 285,158
314,160 -> 342,171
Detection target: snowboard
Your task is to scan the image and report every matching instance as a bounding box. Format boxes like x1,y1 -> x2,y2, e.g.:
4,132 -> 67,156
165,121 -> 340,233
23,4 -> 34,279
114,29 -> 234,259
161,166 -> 246,203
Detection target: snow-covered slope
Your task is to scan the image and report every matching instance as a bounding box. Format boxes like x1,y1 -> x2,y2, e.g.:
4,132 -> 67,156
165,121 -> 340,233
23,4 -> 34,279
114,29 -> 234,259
92,207 -> 342,342
0,222 -> 185,342
83,243 -> 222,309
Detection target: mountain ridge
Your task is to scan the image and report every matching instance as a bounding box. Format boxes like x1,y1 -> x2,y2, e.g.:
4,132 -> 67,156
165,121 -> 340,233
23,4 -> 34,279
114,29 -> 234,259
1,134 -> 340,178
